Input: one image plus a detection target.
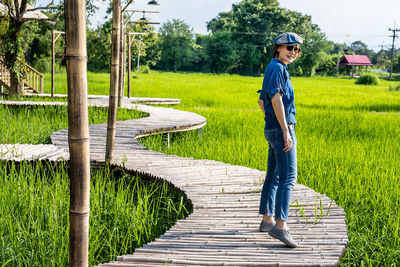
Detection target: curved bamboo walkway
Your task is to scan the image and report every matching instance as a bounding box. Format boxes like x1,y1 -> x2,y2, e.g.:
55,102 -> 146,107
1,97 -> 348,266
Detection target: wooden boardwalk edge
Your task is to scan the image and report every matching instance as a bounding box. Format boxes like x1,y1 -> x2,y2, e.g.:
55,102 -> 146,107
0,97 -> 349,266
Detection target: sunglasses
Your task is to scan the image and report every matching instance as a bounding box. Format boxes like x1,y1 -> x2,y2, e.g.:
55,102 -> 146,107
286,46 -> 301,53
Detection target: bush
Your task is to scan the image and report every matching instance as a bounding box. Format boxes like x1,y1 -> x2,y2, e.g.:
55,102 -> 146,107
355,73 -> 380,85
294,66 -> 303,76
136,64 -> 151,74
32,55 -> 51,73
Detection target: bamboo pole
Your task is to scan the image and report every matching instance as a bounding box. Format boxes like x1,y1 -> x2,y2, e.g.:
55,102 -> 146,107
65,0 -> 90,264
137,37 -> 141,72
51,29 -> 55,97
122,18 -> 126,101
127,33 -> 131,98
118,15 -> 126,107
105,0 -> 121,163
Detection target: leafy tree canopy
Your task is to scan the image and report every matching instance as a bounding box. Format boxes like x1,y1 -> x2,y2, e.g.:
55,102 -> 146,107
205,0 -> 322,75
157,19 -> 200,72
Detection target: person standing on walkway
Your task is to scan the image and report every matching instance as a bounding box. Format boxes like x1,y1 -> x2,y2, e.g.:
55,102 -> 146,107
257,32 -> 303,248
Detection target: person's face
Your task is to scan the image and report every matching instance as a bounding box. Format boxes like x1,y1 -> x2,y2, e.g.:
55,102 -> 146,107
277,45 -> 301,65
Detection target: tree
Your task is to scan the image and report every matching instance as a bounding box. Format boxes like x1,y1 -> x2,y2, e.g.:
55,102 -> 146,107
157,19 -> 198,72
202,31 -> 238,73
294,31 -> 334,76
0,0 -> 98,96
350,40 -> 374,61
23,18 -> 65,73
206,0 -> 318,75
332,42 -> 350,54
87,19 -> 112,71
393,54 -> 400,73
0,0 -> 59,96
126,22 -> 159,70
372,48 -> 388,68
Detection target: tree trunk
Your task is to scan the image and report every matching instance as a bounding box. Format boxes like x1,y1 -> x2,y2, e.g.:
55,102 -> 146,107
9,75 -> 22,96
6,20 -> 24,97
105,0 -> 121,163
65,0 -> 91,265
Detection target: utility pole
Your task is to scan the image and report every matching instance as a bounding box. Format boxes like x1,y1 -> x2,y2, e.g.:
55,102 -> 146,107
123,8 -> 159,98
127,32 -> 147,97
388,27 -> 400,80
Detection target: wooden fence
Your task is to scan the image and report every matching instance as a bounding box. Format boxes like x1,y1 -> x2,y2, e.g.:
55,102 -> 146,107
0,56 -> 44,93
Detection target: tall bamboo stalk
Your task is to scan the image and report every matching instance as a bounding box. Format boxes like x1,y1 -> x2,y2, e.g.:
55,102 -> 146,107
65,0 -> 90,264
118,16 -> 126,107
137,37 -> 142,72
127,33 -> 131,98
51,30 -> 55,97
105,0 -> 121,163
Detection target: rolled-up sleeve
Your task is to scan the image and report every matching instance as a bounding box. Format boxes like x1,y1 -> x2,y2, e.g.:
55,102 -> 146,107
257,89 -> 264,100
263,66 -> 286,100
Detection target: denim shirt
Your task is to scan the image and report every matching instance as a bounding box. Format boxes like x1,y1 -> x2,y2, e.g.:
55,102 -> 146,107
259,58 -> 296,130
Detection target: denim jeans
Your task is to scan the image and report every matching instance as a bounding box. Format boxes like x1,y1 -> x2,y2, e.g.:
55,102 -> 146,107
259,126 -> 297,221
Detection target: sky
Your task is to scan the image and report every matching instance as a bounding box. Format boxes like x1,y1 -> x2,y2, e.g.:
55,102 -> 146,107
89,0 -> 400,51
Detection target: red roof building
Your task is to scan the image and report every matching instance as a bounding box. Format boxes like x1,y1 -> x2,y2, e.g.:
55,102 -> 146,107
339,55 -> 373,66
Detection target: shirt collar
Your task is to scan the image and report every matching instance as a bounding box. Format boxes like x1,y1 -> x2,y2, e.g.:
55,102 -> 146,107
272,58 -> 288,68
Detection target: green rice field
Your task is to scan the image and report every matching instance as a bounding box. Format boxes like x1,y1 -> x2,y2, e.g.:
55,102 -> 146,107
0,161 -> 190,266
2,71 -> 400,265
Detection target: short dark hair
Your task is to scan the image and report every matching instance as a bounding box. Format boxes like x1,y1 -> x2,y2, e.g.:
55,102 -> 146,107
273,44 -> 281,58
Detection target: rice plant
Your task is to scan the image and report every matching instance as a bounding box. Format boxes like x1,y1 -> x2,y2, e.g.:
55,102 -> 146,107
0,161 -> 190,266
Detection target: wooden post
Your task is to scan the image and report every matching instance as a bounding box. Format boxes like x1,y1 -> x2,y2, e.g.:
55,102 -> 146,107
137,37 -> 142,72
51,29 -> 55,97
126,32 -> 147,97
122,20 -> 126,101
106,0 -> 121,163
118,15 -> 125,108
122,21 -> 126,101
65,0 -> 90,264
51,31 -> 65,96
127,33 -> 131,98
40,75 -> 44,93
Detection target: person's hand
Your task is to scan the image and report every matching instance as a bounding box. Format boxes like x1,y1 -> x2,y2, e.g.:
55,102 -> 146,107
283,129 -> 293,152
